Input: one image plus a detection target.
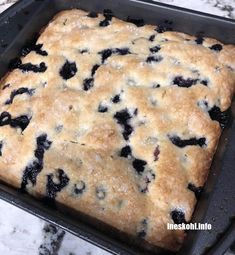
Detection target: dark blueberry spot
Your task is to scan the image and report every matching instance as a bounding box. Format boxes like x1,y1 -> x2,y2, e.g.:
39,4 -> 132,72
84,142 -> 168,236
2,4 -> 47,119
83,78 -> 94,91
153,83 -> 160,88
96,186 -> 106,200
120,145 -> 132,158
21,134 -> 52,191
127,17 -> 145,27
46,169 -> 70,199
210,44 -> 223,52
74,181 -> 86,195
137,219 -> 148,238
200,80 -> 208,86
8,58 -> 22,70
91,64 -> 100,76
154,146 -> 160,161
188,183 -> 203,199
134,108 -> 138,116
87,12 -> 98,18
114,48 -> 131,55
169,135 -> 206,148
0,111 -> 11,126
123,124 -> 133,141
21,43 -> 48,57
2,84 -> 10,90
99,9 -> 113,27
171,209 -> 186,224
10,115 -> 30,131
59,60 -> 77,80
146,55 -> 163,63
112,94 -> 120,103
99,49 -> 113,63
149,46 -> 161,53
0,141 -> 3,156
98,104 -> 108,113
132,159 -> 147,174
114,109 -> 134,140
173,76 -> 198,88
195,37 -> 204,44
114,109 -> 132,125
5,87 -> 35,105
99,19 -> 110,27
155,25 -> 172,33
208,106 -> 231,129
149,34 -> 155,42
80,49 -> 89,54
139,170 -> 155,193
19,62 -> 47,73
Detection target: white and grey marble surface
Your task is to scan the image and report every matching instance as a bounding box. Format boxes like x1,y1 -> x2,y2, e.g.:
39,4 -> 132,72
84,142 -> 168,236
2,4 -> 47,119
0,0 -> 234,254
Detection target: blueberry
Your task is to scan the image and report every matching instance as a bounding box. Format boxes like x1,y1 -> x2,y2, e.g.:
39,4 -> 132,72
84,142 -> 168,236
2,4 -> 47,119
132,158 -> 147,174
74,181 -> 86,195
87,12 -> 98,18
21,43 -> 48,57
149,46 -> 161,53
210,44 -> 223,52
0,111 -> 11,126
153,146 -> 160,161
114,109 -> 131,125
10,115 -> 30,131
0,141 -> 2,156
114,109 -> 134,140
195,37 -> 204,44
149,34 -> 155,42
96,186 -> 106,200
19,62 -> 47,73
46,169 -> 70,199
99,49 -> 113,63
137,219 -> 148,238
114,48 -> 130,55
127,17 -> 145,27
99,9 -> 113,27
5,87 -> 35,105
123,124 -> 133,140
112,94 -> 120,103
120,145 -> 132,158
83,78 -> 94,91
171,209 -> 186,224
169,135 -> 206,148
208,106 -> 231,129
91,64 -> 100,76
98,104 -> 108,113
59,60 -> 77,80
99,19 -> 110,27
146,55 -> 163,63
80,49 -> 89,54
21,134 -> 52,191
200,80 -> 208,86
188,183 -> 203,199
155,25 -> 172,33
173,76 -> 198,88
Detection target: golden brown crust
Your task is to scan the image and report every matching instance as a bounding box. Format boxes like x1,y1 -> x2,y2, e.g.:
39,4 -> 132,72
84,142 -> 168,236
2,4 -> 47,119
0,9 -> 234,251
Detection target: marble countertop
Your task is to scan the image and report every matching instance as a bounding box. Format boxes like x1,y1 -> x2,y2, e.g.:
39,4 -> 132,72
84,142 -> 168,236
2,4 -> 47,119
0,0 -> 234,255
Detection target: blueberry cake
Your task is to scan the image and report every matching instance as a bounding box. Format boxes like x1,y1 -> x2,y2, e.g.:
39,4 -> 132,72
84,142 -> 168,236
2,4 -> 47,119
0,9 -> 234,251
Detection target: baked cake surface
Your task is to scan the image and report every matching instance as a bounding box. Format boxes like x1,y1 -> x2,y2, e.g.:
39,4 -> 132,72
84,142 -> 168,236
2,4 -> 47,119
0,9 -> 234,251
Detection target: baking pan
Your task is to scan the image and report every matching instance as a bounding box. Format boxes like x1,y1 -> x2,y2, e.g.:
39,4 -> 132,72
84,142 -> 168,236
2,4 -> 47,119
0,0 -> 235,254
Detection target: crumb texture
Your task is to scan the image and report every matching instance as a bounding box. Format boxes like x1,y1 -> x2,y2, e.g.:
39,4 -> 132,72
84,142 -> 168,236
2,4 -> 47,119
0,9 -> 234,251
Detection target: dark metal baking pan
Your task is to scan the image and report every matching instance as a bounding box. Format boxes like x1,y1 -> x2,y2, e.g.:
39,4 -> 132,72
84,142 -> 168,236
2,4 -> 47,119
0,0 -> 235,254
